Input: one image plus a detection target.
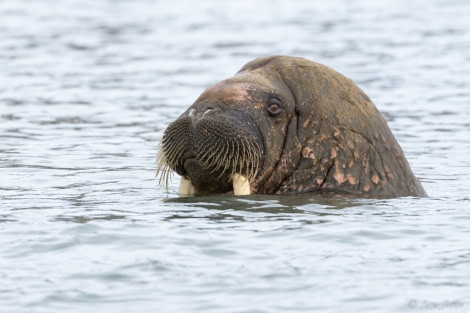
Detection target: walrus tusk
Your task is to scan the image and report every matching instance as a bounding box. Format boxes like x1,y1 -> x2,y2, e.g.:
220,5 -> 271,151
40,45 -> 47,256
178,177 -> 196,196
232,173 -> 251,195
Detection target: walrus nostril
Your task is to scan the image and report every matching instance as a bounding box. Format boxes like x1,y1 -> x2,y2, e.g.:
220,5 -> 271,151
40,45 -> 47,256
192,98 -> 224,118
189,107 -> 215,118
188,108 -> 197,117
201,108 -> 213,117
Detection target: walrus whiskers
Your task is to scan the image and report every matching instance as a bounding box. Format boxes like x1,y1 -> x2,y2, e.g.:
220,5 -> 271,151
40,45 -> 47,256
244,137 -> 257,179
196,142 -> 224,174
157,130 -> 261,195
221,142 -> 232,175
160,138 -> 183,169
155,146 -> 173,190
156,145 -> 196,195
211,141 -> 229,175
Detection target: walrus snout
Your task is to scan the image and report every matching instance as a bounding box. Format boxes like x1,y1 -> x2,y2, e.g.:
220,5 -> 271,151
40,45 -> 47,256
156,100 -> 263,195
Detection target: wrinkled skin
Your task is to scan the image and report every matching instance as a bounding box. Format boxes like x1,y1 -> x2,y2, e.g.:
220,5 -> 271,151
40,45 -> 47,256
158,56 -> 427,197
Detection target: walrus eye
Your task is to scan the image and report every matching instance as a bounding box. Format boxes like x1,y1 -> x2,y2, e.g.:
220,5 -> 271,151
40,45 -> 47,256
267,97 -> 283,117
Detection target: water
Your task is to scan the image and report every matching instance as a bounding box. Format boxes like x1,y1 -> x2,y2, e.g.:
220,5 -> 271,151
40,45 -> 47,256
1,0 -> 469,312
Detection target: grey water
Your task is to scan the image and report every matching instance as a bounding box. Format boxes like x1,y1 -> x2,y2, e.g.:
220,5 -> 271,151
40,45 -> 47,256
1,0 -> 469,312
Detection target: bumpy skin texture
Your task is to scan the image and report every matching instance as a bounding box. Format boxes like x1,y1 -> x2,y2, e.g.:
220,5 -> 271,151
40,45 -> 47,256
160,56 -> 427,197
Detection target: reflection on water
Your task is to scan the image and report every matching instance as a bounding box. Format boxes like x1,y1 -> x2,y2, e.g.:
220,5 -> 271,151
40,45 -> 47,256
1,0 -> 470,312
165,193 -> 368,213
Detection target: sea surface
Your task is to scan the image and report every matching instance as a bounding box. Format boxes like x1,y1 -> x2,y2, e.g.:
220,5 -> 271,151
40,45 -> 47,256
1,0 -> 469,312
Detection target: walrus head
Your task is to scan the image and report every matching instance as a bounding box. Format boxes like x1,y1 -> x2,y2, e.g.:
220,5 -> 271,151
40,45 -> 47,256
156,71 -> 288,195
157,56 -> 427,197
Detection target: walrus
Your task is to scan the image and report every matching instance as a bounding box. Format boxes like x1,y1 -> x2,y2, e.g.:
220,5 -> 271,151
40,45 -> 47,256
156,56 -> 427,197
